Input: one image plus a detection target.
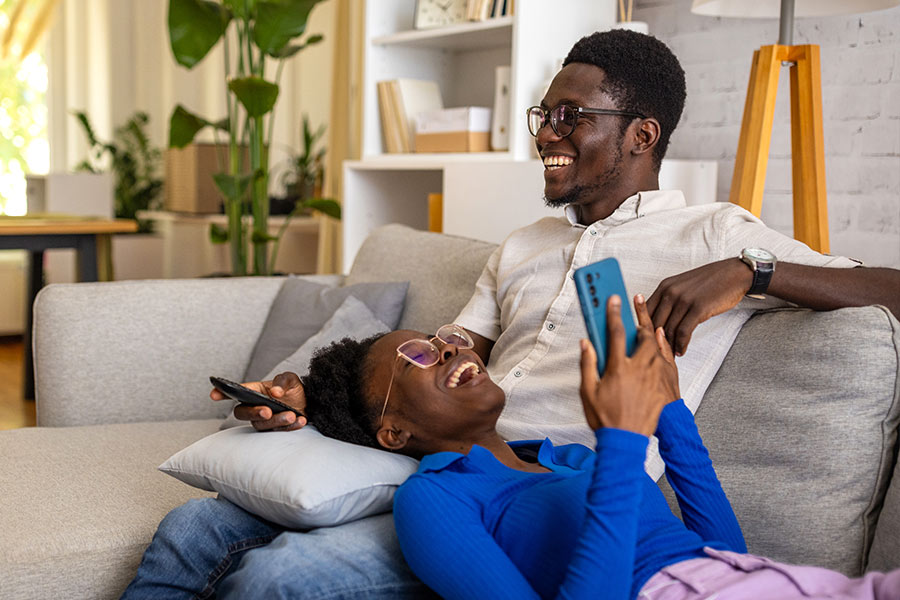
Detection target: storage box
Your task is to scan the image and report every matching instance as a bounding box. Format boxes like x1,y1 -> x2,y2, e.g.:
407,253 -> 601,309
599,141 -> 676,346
164,144 -> 249,214
414,107 -> 492,153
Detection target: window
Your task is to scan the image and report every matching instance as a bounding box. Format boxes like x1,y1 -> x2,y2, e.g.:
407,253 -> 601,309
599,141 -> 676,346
0,1 -> 50,216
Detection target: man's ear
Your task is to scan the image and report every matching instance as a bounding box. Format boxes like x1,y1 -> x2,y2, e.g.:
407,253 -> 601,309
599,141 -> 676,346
376,421 -> 412,452
631,118 -> 660,157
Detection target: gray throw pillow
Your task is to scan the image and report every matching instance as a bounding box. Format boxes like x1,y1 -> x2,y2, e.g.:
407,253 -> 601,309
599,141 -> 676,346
243,277 -> 408,382
220,296 -> 392,429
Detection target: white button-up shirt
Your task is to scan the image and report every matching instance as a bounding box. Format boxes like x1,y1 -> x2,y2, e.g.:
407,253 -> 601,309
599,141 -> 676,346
456,190 -> 857,478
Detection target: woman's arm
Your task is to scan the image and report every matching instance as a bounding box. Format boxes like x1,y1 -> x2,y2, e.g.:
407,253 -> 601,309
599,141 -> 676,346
655,400 -> 746,552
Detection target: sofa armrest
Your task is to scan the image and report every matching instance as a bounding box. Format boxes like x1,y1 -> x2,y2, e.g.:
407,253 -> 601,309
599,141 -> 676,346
33,277 -> 288,427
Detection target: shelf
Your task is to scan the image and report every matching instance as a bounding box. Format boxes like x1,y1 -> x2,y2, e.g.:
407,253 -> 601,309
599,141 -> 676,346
139,211 -> 321,233
351,152 -> 514,170
371,17 -> 513,51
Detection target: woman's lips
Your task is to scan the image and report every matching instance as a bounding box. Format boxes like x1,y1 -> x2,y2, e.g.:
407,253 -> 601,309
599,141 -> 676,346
445,361 -> 481,389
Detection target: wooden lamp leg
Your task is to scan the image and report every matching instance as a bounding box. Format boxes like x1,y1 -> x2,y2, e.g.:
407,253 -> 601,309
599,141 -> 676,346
789,44 -> 829,253
730,45 -> 783,217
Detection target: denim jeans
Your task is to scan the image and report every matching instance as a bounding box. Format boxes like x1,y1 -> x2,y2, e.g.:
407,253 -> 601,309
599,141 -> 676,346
121,496 -> 436,600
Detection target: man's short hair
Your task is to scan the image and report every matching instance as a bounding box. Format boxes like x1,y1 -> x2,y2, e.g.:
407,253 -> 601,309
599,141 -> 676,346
563,29 -> 686,169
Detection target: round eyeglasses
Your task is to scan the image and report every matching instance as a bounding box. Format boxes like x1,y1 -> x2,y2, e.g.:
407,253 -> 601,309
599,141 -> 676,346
526,104 -> 646,138
379,324 -> 475,426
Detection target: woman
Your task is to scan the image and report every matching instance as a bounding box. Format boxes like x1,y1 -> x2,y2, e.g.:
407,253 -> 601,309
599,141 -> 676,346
301,295 -> 899,600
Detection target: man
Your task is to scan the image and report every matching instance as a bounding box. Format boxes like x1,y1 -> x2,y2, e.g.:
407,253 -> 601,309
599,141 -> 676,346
123,30 -> 900,599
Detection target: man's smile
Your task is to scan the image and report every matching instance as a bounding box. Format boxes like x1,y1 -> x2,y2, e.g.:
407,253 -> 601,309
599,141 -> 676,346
543,154 -> 574,171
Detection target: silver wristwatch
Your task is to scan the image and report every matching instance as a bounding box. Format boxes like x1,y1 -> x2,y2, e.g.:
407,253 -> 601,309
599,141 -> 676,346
740,248 -> 776,297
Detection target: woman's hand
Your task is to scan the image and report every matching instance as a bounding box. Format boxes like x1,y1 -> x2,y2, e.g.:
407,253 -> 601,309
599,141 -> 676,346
210,372 -> 308,431
579,294 -> 680,437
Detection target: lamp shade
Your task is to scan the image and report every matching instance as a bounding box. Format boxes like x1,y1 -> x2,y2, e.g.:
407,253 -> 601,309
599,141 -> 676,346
691,0 -> 899,18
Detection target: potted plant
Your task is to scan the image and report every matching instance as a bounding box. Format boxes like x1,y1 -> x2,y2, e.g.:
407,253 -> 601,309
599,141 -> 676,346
166,0 -> 339,276
72,111 -> 163,233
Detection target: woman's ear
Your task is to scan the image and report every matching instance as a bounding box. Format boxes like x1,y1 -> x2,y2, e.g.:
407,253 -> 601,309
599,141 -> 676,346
376,421 -> 412,452
631,117 -> 660,157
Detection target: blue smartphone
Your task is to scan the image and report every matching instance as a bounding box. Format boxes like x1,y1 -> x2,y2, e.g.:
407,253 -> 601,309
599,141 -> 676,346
574,258 -> 638,375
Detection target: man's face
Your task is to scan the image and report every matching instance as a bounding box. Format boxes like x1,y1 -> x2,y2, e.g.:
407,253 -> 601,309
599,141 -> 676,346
536,63 -> 631,213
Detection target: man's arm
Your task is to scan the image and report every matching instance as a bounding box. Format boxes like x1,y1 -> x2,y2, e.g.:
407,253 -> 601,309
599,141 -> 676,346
647,259 -> 900,356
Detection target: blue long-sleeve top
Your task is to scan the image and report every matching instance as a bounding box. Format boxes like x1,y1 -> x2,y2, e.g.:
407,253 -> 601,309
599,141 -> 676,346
393,399 -> 747,600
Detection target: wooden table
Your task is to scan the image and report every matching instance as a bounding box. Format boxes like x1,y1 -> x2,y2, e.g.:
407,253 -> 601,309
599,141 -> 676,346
0,216 -> 138,399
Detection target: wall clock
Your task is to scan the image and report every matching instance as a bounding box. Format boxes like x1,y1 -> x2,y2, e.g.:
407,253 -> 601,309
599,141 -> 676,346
414,0 -> 468,29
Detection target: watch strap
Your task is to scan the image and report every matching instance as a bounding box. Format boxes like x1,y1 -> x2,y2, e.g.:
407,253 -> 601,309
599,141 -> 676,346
746,260 -> 774,296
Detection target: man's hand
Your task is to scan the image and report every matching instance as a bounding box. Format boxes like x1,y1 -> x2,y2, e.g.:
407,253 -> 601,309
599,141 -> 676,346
210,372 -> 307,432
646,258 -> 752,356
579,295 -> 680,437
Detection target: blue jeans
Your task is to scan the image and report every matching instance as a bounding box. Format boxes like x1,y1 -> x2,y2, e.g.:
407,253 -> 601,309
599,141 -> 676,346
121,496 -> 436,600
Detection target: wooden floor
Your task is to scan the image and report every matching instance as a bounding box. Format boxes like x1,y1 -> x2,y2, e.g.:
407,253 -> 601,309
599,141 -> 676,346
0,336 -> 35,429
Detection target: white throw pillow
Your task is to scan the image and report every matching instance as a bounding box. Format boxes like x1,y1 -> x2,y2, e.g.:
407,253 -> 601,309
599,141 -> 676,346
159,425 -> 419,529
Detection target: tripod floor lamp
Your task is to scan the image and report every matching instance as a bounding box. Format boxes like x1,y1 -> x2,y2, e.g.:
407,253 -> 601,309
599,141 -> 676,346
691,0 -> 900,254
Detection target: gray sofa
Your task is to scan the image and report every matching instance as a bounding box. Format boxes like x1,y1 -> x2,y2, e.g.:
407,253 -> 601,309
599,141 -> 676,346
1,223 -> 898,599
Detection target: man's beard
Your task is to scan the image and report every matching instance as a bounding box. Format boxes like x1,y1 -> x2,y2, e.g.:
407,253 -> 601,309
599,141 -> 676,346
543,146 -> 624,209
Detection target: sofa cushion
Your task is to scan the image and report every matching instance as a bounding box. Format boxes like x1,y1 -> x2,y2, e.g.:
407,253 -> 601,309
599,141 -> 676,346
0,419 -> 220,600
160,425 -> 419,529
346,224 -> 497,334
659,306 -> 900,576
243,277 -> 409,382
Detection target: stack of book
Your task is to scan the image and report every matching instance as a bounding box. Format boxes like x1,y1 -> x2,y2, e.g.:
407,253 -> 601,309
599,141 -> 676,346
466,0 -> 514,21
377,79 -> 443,153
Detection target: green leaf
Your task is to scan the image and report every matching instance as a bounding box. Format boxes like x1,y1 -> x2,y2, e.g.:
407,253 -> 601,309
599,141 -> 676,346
253,0 -> 321,56
251,230 -> 278,243
213,173 -> 253,201
303,198 -> 341,220
168,0 -> 231,69
72,111 -> 100,148
209,222 -> 229,244
169,104 -> 211,148
228,76 -> 279,118
272,34 -> 323,58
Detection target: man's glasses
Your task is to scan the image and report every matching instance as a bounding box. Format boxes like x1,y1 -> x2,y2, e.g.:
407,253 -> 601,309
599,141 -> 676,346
379,324 -> 474,426
526,104 -> 646,138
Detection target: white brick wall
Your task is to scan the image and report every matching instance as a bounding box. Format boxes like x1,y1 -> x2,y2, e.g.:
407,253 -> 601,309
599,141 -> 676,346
635,0 -> 900,267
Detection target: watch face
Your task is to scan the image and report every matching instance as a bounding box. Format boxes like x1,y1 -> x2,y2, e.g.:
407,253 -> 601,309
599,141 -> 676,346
744,248 -> 775,262
415,0 -> 468,29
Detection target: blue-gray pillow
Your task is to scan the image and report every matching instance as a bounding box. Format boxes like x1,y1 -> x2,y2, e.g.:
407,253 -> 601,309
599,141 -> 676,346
243,277 -> 408,382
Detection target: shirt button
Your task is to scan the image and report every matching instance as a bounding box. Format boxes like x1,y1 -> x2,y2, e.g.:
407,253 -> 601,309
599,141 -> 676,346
547,323 -> 555,331
589,229 -> 597,236
514,370 -> 523,377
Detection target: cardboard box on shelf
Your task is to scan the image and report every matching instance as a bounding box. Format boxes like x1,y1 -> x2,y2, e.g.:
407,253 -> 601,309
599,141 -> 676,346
414,107 -> 492,153
164,144 -> 249,214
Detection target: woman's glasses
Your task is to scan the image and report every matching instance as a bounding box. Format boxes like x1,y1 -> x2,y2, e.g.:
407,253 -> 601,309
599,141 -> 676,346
526,104 -> 646,138
379,324 -> 474,426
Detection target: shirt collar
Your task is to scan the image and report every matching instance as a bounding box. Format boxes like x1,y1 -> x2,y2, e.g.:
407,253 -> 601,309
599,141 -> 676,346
416,439 -> 556,474
564,189 -> 687,228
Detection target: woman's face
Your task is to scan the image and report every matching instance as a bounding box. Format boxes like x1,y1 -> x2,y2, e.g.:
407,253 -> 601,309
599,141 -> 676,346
365,329 -> 505,451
